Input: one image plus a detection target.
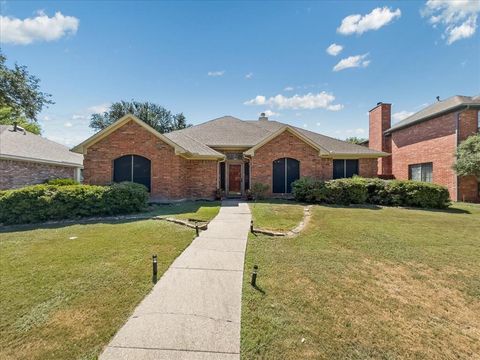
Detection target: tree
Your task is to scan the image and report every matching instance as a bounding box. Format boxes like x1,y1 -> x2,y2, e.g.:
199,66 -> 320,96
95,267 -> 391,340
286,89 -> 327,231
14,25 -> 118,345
453,134 -> 480,180
0,52 -> 54,120
0,106 -> 42,134
345,136 -> 368,145
89,100 -> 190,133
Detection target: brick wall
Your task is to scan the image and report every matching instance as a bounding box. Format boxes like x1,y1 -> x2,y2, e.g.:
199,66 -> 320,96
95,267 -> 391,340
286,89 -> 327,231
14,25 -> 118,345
0,159 -> 76,190
83,120 -> 217,200
457,110 -> 479,202
250,130 -> 378,194
369,103 -> 392,175
390,113 -> 457,199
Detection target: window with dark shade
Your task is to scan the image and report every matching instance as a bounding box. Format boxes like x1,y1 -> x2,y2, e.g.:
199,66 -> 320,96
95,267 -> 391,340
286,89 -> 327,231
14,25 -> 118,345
220,162 -> 226,190
409,163 -> 433,182
244,162 -> 250,191
113,155 -> 151,191
333,159 -> 359,179
272,158 -> 300,193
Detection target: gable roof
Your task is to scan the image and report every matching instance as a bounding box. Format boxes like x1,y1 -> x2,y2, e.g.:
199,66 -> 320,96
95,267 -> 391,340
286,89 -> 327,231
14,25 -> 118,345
0,125 -> 83,167
73,114 -> 387,159
168,116 -> 386,157
72,114 -> 224,159
386,95 -> 480,134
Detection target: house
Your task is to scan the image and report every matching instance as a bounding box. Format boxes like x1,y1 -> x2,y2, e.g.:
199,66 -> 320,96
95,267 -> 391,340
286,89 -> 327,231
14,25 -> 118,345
368,95 -> 480,202
0,124 -> 83,190
73,114 -> 387,200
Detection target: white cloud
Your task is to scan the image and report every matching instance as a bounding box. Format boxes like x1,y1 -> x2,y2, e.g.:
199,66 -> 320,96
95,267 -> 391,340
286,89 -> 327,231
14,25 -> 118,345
207,70 -> 225,77
326,43 -> 343,56
337,7 -> 401,35
333,53 -> 370,71
64,122 -> 73,127
422,0 -> 480,44
87,103 -> 110,114
284,86 -> 294,91
392,111 -> 414,122
245,72 -> 253,79
0,11 -> 79,45
260,110 -> 279,117
244,91 -> 343,111
316,122 -> 321,126
72,114 -> 87,120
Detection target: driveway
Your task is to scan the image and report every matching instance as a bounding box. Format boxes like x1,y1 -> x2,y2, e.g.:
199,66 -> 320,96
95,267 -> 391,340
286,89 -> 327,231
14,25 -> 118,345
100,200 -> 251,359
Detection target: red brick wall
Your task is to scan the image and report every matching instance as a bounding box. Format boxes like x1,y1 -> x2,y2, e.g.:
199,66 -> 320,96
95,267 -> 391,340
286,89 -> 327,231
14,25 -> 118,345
83,120 -> 217,200
369,103 -> 392,175
250,130 -> 378,194
359,158 -> 378,178
0,159 -> 76,190
388,109 -> 479,202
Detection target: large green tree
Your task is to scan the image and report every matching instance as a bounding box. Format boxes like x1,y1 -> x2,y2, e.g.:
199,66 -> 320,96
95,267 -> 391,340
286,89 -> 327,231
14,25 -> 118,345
89,100 -> 190,133
0,107 -> 42,134
453,134 -> 480,180
0,52 -> 54,120
345,136 -> 368,145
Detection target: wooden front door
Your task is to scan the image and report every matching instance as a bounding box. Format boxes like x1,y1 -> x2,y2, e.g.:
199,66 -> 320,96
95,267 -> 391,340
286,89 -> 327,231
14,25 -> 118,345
228,164 -> 242,195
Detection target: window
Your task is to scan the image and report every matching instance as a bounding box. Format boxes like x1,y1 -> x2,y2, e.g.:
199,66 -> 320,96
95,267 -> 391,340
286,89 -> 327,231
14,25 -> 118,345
113,155 -> 151,191
409,162 -> 432,182
272,158 -> 300,193
333,159 -> 359,179
477,111 -> 480,132
244,162 -> 250,191
219,162 -> 226,190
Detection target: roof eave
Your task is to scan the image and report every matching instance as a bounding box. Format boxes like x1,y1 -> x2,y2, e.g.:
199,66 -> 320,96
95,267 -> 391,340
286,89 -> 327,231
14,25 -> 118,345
0,154 -> 84,168
385,104 -> 480,135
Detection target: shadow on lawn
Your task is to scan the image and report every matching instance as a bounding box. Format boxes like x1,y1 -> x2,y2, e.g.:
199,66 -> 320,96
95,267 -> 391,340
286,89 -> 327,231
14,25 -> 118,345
0,201 -> 220,234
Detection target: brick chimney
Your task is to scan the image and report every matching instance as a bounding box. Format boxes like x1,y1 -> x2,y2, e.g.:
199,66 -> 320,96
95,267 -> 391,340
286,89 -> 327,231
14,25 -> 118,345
369,102 -> 392,175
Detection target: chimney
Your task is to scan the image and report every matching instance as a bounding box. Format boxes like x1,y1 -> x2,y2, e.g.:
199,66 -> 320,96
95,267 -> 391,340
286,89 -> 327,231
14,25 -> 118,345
368,102 -> 392,175
258,112 -> 268,121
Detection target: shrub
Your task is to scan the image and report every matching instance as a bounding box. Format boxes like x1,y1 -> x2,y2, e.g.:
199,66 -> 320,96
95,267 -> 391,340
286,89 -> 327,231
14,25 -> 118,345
291,176 -> 450,209
45,178 -> 79,186
0,182 -> 148,225
250,183 -> 269,200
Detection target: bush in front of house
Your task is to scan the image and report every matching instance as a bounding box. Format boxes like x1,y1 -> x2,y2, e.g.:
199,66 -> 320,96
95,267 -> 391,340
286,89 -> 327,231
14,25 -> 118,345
44,178 -> 79,186
292,177 -> 450,209
250,182 -> 270,200
0,182 -> 149,225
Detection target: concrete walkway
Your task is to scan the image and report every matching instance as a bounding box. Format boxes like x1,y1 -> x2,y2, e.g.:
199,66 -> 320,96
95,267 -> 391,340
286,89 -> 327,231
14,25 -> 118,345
100,200 -> 251,360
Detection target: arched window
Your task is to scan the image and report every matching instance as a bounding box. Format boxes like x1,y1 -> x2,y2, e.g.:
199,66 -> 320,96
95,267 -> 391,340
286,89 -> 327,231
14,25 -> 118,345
113,155 -> 151,191
272,158 -> 300,193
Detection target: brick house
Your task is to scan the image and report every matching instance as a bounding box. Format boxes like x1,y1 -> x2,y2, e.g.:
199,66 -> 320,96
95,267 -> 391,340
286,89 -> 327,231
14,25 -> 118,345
73,114 -> 386,200
368,95 -> 480,202
0,124 -> 83,190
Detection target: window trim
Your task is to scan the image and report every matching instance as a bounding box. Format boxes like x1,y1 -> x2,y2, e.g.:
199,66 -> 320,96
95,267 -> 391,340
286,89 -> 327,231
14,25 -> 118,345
408,162 -> 433,183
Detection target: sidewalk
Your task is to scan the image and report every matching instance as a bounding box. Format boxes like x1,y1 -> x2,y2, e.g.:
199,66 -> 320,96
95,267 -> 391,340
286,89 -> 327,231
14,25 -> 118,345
100,200 -> 251,360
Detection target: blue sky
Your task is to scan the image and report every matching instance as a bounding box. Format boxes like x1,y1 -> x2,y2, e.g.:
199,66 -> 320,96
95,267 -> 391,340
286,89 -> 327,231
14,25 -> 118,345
1,0 -> 479,147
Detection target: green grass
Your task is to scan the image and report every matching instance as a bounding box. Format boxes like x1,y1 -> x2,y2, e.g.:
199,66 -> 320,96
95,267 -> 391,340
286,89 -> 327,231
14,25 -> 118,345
0,218 -> 195,360
148,201 -> 221,222
249,200 -> 305,231
241,202 -> 480,359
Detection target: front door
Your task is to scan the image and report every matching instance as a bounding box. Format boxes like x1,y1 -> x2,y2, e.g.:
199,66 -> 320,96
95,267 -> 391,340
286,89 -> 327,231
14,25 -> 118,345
228,164 -> 242,196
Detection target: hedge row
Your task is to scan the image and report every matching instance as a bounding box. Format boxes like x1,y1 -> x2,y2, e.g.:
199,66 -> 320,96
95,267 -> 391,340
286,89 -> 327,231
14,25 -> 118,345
0,182 -> 149,225
292,177 -> 450,209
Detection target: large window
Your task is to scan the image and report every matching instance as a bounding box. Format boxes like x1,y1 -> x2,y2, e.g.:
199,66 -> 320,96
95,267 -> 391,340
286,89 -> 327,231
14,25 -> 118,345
409,162 -> 432,182
272,158 -> 300,193
113,155 -> 151,191
333,159 -> 359,179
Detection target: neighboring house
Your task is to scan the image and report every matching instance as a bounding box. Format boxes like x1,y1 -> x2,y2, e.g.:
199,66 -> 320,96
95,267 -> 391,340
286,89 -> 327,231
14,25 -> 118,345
368,95 -> 480,202
0,124 -> 83,190
73,114 -> 387,200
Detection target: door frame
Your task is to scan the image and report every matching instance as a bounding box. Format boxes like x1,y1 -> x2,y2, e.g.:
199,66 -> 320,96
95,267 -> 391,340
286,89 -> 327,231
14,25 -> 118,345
226,160 -> 244,197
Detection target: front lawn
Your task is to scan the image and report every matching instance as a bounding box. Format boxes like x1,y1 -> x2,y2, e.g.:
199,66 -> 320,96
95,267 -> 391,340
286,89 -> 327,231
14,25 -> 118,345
149,200 -> 221,222
249,200 -> 305,231
242,203 -> 480,359
0,216 -> 197,359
